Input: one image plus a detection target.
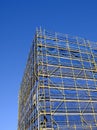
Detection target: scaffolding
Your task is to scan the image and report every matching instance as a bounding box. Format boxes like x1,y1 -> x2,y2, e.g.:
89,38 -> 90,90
18,28 -> 97,130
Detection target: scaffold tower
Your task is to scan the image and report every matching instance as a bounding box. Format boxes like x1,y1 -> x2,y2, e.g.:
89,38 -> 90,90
18,28 -> 97,130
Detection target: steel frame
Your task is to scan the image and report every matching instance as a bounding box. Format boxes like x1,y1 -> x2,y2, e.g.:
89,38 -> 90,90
18,28 -> 97,130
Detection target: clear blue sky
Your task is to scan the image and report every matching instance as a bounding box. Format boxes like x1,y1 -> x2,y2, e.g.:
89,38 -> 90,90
0,0 -> 97,130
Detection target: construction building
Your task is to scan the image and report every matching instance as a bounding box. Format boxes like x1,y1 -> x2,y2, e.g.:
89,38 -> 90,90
18,28 -> 97,130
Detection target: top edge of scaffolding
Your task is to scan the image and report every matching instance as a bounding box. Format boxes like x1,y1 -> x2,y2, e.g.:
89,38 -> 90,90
36,27 -> 97,44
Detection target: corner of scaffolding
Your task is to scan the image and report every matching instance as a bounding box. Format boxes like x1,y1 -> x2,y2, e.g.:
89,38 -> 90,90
36,26 -> 43,37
